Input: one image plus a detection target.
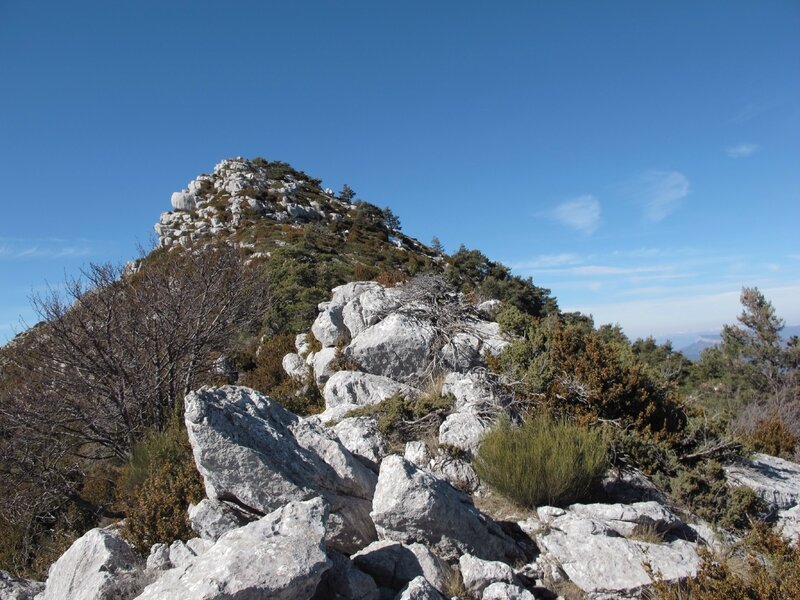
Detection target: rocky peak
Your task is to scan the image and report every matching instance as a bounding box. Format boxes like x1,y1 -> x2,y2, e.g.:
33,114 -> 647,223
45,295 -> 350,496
155,157 -> 350,249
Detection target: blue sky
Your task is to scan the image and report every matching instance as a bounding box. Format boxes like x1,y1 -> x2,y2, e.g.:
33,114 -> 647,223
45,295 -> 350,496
1,1 -> 798,344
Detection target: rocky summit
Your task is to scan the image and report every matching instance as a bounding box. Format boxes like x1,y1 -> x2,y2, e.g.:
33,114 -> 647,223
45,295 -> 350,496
2,158 -> 799,600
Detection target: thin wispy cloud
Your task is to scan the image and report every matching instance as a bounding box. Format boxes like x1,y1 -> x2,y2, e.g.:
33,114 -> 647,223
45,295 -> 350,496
636,171 -> 690,222
537,264 -> 673,276
0,238 -> 93,260
549,195 -> 602,234
511,253 -> 582,270
726,143 -> 759,158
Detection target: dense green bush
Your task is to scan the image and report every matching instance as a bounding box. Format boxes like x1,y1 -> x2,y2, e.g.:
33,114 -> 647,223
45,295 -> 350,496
473,414 -> 609,508
669,461 -> 766,532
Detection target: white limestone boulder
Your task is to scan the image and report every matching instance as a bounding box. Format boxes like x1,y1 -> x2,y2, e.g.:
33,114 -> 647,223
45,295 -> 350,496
341,286 -> 402,339
171,190 -> 196,211
184,385 -> 377,554
458,554 -> 517,596
39,528 -> 142,600
438,412 -> 487,456
777,505 -> 800,544
397,576 -> 447,600
534,507 -> 700,597
323,371 -> 417,411
283,352 -> 308,380
135,498 -> 332,600
312,347 -> 338,384
567,501 -> 684,537
333,417 -> 388,465
311,550 -> 379,600
312,304 -> 347,348
724,453 -> 800,509
481,582 -> 535,600
370,456 -> 524,563
347,314 -> 436,383
187,498 -> 249,541
441,372 -> 499,413
352,540 -> 449,593
0,571 -> 43,600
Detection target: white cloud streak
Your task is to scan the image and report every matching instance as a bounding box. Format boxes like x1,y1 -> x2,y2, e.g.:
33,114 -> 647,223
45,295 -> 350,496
549,195 -> 602,234
726,143 -> 759,158
637,171 -> 690,222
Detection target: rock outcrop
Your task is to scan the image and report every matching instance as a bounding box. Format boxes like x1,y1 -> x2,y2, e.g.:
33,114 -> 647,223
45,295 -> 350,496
724,452 -> 800,509
39,528 -> 142,600
370,456 -> 524,563
0,570 -> 44,600
184,385 -> 377,553
136,498 -> 331,600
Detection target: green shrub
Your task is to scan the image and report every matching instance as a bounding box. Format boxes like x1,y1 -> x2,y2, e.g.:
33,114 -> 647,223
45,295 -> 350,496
473,414 -> 609,508
118,421 -> 204,553
346,386 -> 453,441
669,461 -> 766,531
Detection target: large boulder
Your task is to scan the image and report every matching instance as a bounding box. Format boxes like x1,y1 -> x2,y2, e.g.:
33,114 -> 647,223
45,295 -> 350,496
370,456 -> 524,563
347,314 -> 436,383
0,571 -> 43,600
333,417 -> 388,466
311,550 -> 379,600
188,498 -> 249,541
185,385 -> 377,553
397,576 -> 447,600
39,528 -> 143,600
341,286 -> 402,339
724,453 -> 800,509
566,501 -> 684,537
458,554 -> 517,596
312,304 -> 347,348
533,506 -> 700,597
438,412 -> 487,456
351,540 -> 449,593
777,505 -> 800,544
323,371 -> 417,411
135,498 -> 332,600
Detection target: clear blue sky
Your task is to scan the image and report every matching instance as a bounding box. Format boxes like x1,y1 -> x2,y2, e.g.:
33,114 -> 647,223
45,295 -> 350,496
1,1 -> 798,344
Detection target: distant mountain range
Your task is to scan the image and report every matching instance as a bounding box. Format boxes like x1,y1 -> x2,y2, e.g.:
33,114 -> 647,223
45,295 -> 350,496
663,325 -> 800,361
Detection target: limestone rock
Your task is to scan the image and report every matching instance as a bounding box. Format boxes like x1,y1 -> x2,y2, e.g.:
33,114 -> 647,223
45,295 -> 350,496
347,314 -> 436,383
333,417 -> 388,465
481,582 -> 535,600
534,507 -> 700,596
0,570 -> 43,600
323,371 -> 417,411
313,347 -> 339,384
441,372 -> 498,413
396,576 -> 446,600
341,286 -> 402,339
167,540 -> 196,570
567,501 -> 683,537
312,304 -> 347,348
135,498 -> 332,600
283,352 -> 308,380
430,455 -> 481,494
185,386 -> 377,553
352,540 -> 449,593
404,441 -> 432,468
145,543 -> 171,572
171,190 -> 196,211
438,412 -> 487,456
370,456 -> 524,563
312,550 -> 379,600
458,554 -> 517,596
188,498 -> 249,541
724,453 -> 800,509
777,505 -> 800,543
40,528 -> 143,600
